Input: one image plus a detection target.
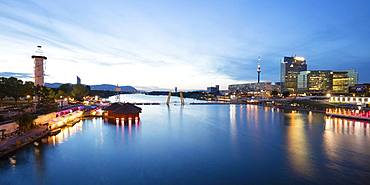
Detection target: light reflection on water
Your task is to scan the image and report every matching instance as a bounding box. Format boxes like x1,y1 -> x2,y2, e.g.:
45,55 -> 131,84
1,105 -> 370,185
45,120 -> 84,145
285,112 -> 313,177
324,117 -> 370,136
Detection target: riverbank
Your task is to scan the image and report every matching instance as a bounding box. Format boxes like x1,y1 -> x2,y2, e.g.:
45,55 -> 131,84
0,109 -> 85,158
0,126 -> 49,158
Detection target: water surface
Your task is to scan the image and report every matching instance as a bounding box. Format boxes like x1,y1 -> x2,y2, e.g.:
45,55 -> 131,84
1,104 -> 370,185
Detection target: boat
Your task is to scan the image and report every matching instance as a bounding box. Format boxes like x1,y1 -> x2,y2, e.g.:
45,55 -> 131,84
49,128 -> 61,136
66,120 -> 78,127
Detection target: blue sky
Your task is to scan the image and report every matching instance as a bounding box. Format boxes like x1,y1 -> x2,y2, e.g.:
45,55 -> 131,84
0,0 -> 369,90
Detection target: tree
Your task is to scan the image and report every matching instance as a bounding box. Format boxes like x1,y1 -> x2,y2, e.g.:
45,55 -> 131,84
271,90 -> 279,97
58,83 -> 73,96
16,113 -> 37,131
5,77 -> 24,104
23,81 -> 35,96
71,84 -> 89,101
0,77 -> 6,106
56,90 -> 66,99
47,88 -> 57,100
282,91 -> 290,98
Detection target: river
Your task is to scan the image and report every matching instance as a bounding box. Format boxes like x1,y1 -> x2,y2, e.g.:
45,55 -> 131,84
1,95 -> 370,185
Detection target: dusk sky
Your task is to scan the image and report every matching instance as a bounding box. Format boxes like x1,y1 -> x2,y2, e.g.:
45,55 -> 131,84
0,0 -> 369,90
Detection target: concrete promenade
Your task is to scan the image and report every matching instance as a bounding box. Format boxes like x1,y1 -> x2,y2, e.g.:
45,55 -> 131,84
0,126 -> 49,158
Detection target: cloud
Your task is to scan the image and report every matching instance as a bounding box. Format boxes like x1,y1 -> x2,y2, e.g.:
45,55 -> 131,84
0,0 -> 370,89
0,72 -> 33,79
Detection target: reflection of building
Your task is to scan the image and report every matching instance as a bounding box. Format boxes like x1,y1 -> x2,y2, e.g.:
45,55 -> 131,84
297,70 -> 332,94
325,116 -> 370,136
228,82 -> 279,94
280,56 -> 307,93
349,84 -> 370,97
207,85 -> 220,94
31,46 -> 47,86
332,70 -> 358,94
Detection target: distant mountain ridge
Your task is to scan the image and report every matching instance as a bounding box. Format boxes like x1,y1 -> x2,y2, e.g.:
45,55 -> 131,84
45,83 -> 137,92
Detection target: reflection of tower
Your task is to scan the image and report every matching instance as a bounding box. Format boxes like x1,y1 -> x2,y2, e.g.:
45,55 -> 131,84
257,56 -> 261,83
115,84 -> 121,102
31,46 -> 47,86
179,91 -> 185,105
166,91 -> 172,105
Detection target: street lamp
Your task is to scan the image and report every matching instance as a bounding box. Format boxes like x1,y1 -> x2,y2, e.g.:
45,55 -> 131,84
26,95 -> 31,103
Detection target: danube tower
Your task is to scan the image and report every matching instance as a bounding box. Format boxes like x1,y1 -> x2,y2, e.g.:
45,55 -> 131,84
257,57 -> 261,83
31,46 -> 47,86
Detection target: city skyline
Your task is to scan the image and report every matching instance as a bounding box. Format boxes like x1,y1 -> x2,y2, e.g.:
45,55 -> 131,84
1,0 -> 370,90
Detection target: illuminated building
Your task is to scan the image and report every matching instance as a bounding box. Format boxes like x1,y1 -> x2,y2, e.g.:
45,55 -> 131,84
280,56 -> 307,93
332,70 -> 358,94
329,96 -> 370,105
297,70 -> 332,94
103,103 -> 141,122
228,82 -> 279,94
31,46 -> 47,86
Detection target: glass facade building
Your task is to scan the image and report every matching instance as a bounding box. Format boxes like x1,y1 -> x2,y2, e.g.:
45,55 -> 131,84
332,70 -> 358,94
297,70 -> 332,94
297,70 -> 358,94
280,56 -> 307,93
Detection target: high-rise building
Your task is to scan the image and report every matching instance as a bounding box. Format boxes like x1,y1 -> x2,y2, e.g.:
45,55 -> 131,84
77,76 -> 81,85
297,70 -> 332,94
332,70 -> 358,94
31,46 -> 47,86
280,56 -> 307,93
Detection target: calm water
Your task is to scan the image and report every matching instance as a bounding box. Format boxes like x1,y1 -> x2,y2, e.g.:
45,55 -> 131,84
1,104 -> 370,185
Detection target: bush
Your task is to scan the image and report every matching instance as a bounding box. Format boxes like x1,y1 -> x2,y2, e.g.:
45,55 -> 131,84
16,113 -> 37,131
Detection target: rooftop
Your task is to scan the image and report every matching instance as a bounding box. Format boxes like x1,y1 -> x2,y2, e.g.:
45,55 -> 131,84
104,103 -> 142,115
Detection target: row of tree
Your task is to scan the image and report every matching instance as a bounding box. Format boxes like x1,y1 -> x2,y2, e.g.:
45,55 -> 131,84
0,77 -> 91,106
0,77 -> 40,105
56,83 -> 90,100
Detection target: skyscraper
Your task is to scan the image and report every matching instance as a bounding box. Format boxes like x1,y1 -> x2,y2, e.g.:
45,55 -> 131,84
77,76 -> 81,85
31,46 -> 47,86
280,56 -> 307,93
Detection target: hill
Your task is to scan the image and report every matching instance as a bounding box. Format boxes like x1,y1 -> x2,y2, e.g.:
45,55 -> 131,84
45,83 -> 137,92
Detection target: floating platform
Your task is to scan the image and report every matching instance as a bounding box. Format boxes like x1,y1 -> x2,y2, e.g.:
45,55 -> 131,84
326,113 -> 370,121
